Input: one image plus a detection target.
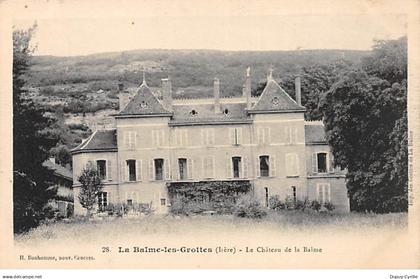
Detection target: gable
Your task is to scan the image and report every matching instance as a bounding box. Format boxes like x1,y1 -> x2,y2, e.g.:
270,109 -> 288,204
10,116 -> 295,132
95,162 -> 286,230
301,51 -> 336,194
117,84 -> 172,117
248,80 -> 306,113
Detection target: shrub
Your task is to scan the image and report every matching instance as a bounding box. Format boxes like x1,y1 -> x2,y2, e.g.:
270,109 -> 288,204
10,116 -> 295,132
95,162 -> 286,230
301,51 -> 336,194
323,202 -> 335,211
310,200 -> 322,211
234,194 -> 267,219
268,195 -> 285,211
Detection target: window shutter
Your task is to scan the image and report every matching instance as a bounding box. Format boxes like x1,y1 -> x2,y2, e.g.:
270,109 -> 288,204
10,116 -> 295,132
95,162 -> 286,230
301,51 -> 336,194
294,128 -> 298,143
107,160 -> 112,180
312,153 -> 317,173
242,157 -> 248,178
317,184 -> 322,202
187,159 -> 193,179
107,191 -> 111,205
294,153 -> 300,176
136,160 -> 142,181
149,160 -> 154,181
270,155 -> 276,177
229,128 -> 235,145
328,153 -> 334,173
125,192 -> 129,202
211,157 -> 215,178
284,127 -> 289,144
237,128 -> 243,145
326,185 -> 331,202
134,132 -> 137,149
255,157 -> 260,177
257,128 -> 263,144
183,129 -> 188,146
201,129 -> 205,145
226,157 -> 232,178
124,132 -> 129,149
285,154 -> 291,176
120,161 -> 125,182
210,129 -> 215,145
164,158 -> 170,180
266,128 -> 271,144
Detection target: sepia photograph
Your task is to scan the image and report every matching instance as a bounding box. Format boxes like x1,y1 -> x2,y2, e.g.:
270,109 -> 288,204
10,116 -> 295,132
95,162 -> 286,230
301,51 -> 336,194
0,0 -> 419,273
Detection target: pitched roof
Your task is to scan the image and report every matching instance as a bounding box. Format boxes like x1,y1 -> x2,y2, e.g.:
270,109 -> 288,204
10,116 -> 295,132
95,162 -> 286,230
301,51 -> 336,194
248,79 -> 306,113
170,103 -> 250,125
305,124 -> 327,143
42,160 -> 73,181
117,83 -> 171,117
71,129 -> 117,154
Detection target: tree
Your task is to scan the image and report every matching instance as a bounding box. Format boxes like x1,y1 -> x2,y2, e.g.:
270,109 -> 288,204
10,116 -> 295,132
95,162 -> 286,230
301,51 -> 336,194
77,163 -> 103,217
13,24 -> 60,233
319,37 -> 407,213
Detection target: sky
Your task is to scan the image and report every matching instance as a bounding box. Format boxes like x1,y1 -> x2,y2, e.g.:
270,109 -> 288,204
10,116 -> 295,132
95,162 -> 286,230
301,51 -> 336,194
11,1 -> 408,57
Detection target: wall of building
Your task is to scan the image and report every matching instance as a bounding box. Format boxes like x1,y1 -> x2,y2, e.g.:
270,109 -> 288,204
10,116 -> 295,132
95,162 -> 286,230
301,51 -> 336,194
72,110 -> 350,215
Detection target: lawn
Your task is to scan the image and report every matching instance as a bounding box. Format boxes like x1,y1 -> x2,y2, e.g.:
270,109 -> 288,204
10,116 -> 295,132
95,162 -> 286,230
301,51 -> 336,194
15,211 -> 407,246
11,211 -> 412,268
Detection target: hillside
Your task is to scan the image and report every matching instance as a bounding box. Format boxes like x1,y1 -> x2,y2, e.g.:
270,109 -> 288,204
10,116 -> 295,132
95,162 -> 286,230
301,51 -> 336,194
24,48 -> 369,158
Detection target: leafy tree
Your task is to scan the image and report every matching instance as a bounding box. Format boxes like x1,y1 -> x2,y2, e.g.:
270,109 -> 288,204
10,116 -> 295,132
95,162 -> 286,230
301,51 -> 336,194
319,37 -> 407,212
13,24 -> 60,233
77,163 -> 103,217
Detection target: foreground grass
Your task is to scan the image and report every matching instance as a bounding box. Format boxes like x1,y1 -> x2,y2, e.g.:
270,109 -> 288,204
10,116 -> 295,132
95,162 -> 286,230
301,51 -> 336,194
15,211 -> 407,246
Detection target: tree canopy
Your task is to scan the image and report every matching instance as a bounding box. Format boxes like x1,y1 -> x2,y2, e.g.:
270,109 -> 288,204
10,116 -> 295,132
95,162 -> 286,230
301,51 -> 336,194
13,24 -> 60,233
319,37 -> 407,213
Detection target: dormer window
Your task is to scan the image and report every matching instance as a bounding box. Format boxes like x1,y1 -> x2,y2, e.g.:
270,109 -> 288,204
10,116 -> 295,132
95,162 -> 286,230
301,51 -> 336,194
223,108 -> 229,115
139,101 -> 148,109
190,109 -> 198,116
272,97 -> 280,106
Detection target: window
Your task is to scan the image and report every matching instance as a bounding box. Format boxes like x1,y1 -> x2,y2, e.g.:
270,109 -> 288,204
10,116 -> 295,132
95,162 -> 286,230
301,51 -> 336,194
229,128 -> 242,145
152,130 -> 164,147
201,129 -> 215,146
127,199 -> 133,206
232,157 -> 242,178
154,158 -> 164,180
257,127 -> 270,145
203,156 -> 215,178
98,192 -> 108,211
286,153 -> 299,176
160,198 -> 166,206
291,186 -> 297,203
285,127 -> 298,144
127,160 -> 136,181
260,156 -> 270,177
264,187 -> 269,207
317,153 -> 327,173
124,131 -> 136,149
175,129 -> 188,146
178,158 -> 188,180
317,183 -> 331,204
96,160 -> 106,180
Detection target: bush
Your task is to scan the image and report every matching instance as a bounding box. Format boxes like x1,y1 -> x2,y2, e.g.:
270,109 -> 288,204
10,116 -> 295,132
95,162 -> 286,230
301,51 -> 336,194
268,195 -> 285,211
234,194 -> 267,219
323,202 -> 335,211
310,200 -> 322,211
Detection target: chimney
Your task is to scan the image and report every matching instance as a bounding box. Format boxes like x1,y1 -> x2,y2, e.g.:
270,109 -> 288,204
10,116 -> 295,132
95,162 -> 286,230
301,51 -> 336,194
267,67 -> 273,82
118,82 -> 130,112
295,76 -> 302,106
245,67 -> 252,109
214,78 -> 221,113
161,78 -> 173,111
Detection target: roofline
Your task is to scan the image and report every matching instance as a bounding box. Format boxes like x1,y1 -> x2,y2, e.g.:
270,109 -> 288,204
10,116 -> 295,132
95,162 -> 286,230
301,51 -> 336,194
70,148 -> 118,155
169,119 -> 253,127
114,113 -> 173,119
247,109 -> 306,114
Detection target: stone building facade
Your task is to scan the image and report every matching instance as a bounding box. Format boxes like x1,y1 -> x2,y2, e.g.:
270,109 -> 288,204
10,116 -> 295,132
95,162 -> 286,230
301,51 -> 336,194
71,69 -> 350,215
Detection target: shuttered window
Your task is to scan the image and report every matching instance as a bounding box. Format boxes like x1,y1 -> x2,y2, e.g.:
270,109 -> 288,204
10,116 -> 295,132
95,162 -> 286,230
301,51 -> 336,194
229,128 -> 243,145
152,130 -> 165,147
286,153 -> 299,176
316,183 -> 331,204
257,127 -> 270,145
203,156 -> 215,178
201,129 -> 215,146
